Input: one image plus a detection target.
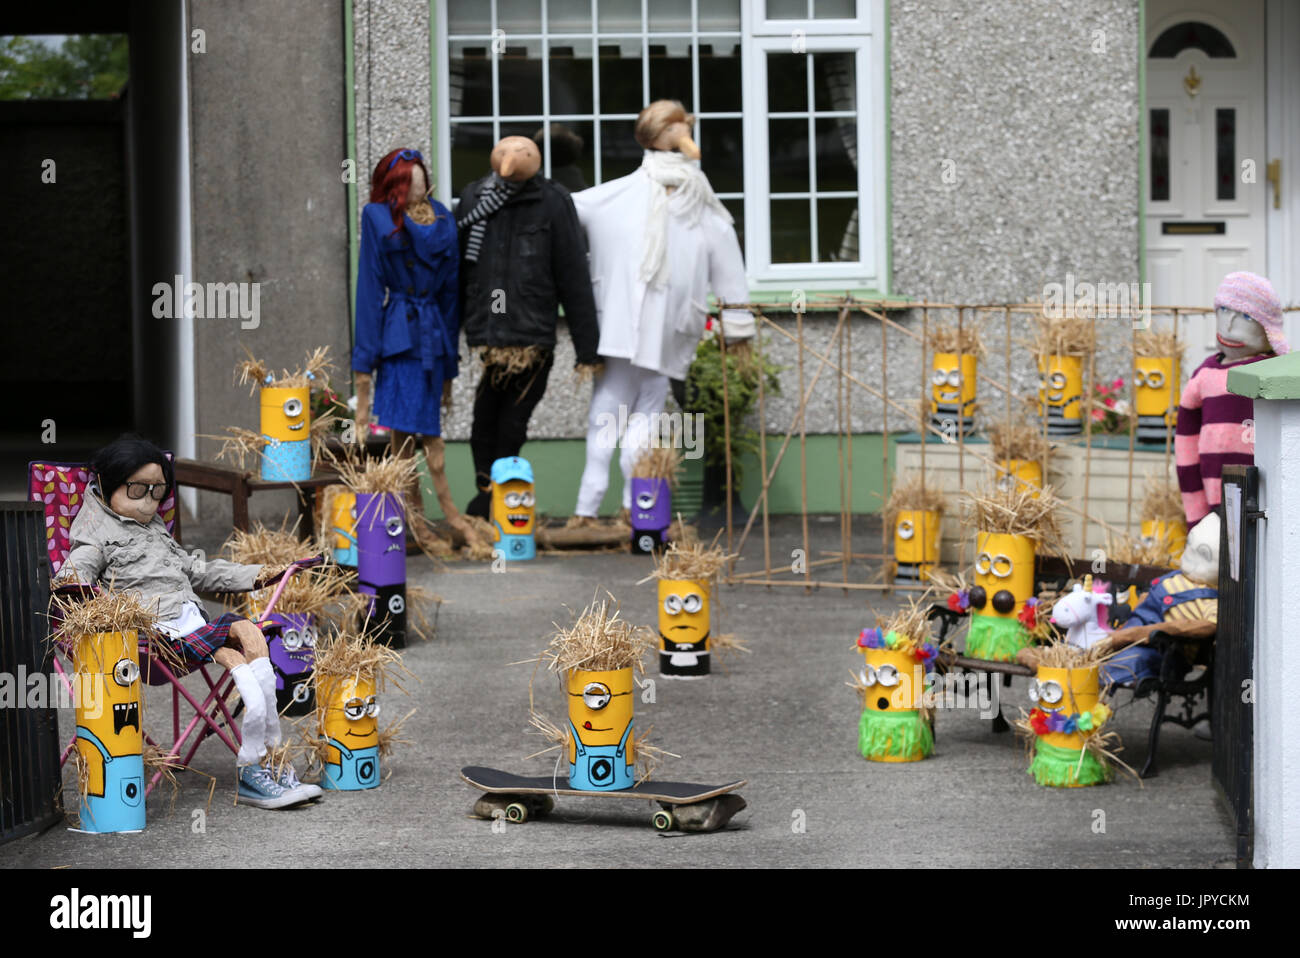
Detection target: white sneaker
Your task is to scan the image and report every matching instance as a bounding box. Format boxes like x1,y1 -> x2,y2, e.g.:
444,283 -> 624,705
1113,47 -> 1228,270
236,764 -> 311,809
276,762 -> 323,802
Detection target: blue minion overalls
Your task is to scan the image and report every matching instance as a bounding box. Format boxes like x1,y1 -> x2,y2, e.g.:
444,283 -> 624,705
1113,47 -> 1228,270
321,737 -> 380,791
568,719 -> 634,791
332,528 -> 358,568
75,726 -> 146,832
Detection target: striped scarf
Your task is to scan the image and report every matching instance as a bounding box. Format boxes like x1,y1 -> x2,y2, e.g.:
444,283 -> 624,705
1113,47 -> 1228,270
456,173 -> 521,263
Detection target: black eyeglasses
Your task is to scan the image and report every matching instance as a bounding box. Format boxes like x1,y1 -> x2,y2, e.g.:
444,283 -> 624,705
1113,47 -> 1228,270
388,149 -> 424,170
124,481 -> 168,501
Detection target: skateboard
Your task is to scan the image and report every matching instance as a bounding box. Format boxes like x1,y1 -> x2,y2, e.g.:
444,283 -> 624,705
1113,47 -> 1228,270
461,766 -> 747,832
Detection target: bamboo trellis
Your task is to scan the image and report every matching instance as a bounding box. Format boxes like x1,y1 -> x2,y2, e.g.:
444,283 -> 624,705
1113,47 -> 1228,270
714,295 -> 1300,593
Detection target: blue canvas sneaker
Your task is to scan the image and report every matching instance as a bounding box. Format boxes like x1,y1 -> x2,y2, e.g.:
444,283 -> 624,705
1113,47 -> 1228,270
236,764 -> 311,809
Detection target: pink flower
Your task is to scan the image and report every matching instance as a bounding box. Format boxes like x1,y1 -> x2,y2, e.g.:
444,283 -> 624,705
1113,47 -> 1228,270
1091,409 -> 1105,421
1112,377 -> 1124,389
1103,397 -> 1115,408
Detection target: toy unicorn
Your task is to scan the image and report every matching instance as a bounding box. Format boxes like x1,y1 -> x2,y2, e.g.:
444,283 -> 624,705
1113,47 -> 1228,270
1049,575 -> 1113,650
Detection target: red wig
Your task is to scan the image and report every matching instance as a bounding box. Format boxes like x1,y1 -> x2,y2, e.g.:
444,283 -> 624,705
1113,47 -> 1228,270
371,149 -> 433,233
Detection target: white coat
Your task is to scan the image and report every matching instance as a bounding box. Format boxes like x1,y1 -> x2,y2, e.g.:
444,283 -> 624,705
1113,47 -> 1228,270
571,167 -> 755,381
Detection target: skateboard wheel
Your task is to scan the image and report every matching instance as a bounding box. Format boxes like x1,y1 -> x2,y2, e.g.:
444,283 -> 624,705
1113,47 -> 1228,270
652,809 -> 674,831
506,802 -> 529,823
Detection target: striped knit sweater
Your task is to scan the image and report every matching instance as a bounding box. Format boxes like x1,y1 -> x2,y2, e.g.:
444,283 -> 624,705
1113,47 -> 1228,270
1175,351 -> 1273,524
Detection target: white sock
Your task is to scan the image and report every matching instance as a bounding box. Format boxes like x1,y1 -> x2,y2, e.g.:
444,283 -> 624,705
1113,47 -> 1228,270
249,656 -> 281,748
230,663 -> 266,766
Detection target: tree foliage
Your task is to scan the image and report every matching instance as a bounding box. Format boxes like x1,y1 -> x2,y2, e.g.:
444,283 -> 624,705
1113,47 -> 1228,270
0,34 -> 129,100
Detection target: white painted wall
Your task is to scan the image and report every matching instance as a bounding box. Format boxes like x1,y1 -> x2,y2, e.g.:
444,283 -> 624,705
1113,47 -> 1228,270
1252,397 -> 1300,867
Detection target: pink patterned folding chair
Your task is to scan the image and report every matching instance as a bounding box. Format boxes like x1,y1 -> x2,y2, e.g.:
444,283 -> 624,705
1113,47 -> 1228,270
31,459 -> 312,795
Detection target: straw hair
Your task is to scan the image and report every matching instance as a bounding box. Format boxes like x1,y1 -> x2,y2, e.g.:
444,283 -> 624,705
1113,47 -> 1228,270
222,517 -> 359,620
1031,635 -> 1117,669
630,444 -> 684,486
478,345 -> 549,384
538,595 -> 656,675
962,484 -> 1068,557
1134,328 -> 1184,361
881,473 -> 947,529
235,344 -> 335,394
927,321 -> 987,359
1105,530 -> 1173,567
987,419 -> 1052,466
643,538 -> 735,584
1032,314 -> 1097,357
330,447 -> 421,496
1140,471 -> 1185,524
50,587 -> 182,672
311,621 -> 410,688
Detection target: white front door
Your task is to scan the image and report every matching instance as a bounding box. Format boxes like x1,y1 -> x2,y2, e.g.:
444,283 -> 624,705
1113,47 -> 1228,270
1145,3 -> 1268,363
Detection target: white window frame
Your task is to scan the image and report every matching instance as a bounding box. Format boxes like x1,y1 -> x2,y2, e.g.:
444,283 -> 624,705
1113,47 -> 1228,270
743,0 -> 886,289
434,0 -> 888,292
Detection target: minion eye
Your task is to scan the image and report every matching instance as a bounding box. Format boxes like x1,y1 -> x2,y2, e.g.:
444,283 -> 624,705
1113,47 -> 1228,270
1039,680 -> 1064,705
504,492 -> 522,508
283,398 -> 303,417
946,370 -> 962,388
682,593 -> 703,614
520,491 -> 535,507
366,695 -> 381,718
897,518 -> 915,540
385,515 -> 404,537
1147,370 -> 1165,388
663,594 -> 683,615
303,626 -> 318,648
876,665 -> 900,687
991,554 -> 1013,578
343,697 -> 367,721
1050,372 -> 1067,389
1134,370 -> 1147,386
112,658 -> 139,687
582,682 -> 611,710
636,491 -> 657,510
975,552 -> 992,575
349,506 -> 358,520
281,629 -> 302,651
1028,679 -> 1041,702
861,665 -> 877,687
1039,377 -> 1048,390
931,369 -> 948,386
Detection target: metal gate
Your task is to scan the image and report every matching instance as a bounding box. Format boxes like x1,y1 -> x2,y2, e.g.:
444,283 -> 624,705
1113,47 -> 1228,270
0,501 -> 62,844
1213,465 -> 1259,867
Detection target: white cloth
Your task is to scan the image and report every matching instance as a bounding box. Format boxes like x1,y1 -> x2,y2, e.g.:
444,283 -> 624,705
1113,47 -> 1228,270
638,150 -> 733,288
250,656 -> 281,748
575,356 -> 670,515
229,662 -> 266,766
155,600 -> 206,639
571,158 -> 754,381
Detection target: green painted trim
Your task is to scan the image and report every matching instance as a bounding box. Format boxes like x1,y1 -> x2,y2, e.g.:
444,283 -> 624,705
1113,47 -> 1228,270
883,0 -> 893,296
1138,0 -> 1146,288
412,434 -> 899,519
428,0 -> 439,189
1227,351 -> 1300,400
344,0 -> 358,376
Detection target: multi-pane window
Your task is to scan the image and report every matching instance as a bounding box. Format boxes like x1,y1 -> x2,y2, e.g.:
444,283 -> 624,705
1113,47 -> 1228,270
437,0 -> 885,290
442,0 -> 745,243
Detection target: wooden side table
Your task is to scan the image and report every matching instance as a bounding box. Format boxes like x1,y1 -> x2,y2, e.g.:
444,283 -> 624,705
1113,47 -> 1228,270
173,458 -> 343,541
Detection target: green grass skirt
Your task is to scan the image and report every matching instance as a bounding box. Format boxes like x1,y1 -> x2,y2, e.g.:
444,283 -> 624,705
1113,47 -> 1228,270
858,709 -> 933,762
1029,738 -> 1111,787
965,614 -> 1030,662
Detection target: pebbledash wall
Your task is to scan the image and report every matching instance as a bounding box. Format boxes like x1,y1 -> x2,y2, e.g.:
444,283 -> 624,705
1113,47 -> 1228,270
338,0 -> 1144,518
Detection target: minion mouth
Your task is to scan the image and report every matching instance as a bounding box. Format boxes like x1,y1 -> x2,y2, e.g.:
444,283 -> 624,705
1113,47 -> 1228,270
344,728 -> 373,738
113,701 -> 140,734
384,544 -> 401,553
1047,391 -> 1064,402
937,389 -> 959,401
507,513 -> 529,527
288,421 -> 306,431
582,722 -> 611,731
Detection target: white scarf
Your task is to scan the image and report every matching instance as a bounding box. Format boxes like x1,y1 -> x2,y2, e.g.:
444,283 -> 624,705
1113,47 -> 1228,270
639,150 -> 733,288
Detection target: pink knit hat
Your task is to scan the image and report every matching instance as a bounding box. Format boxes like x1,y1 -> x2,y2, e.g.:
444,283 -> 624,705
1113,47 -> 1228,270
1214,271 -> 1289,355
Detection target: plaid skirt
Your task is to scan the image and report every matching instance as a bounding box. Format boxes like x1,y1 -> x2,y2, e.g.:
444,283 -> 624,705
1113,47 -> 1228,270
166,612 -> 249,663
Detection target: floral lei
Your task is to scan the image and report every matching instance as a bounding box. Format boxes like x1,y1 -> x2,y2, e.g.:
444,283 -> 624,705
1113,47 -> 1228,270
1028,703 -> 1112,737
857,627 -> 939,672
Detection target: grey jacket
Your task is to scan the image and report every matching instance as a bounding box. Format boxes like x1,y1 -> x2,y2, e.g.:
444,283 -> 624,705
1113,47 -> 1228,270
57,488 -> 262,621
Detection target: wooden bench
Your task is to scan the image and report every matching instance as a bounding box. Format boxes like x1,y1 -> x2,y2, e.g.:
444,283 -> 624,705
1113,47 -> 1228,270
927,554 -> 1213,776
173,458 -> 342,542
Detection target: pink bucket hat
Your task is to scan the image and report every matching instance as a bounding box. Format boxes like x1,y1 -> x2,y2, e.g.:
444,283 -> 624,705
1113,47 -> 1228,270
1214,271 -> 1289,355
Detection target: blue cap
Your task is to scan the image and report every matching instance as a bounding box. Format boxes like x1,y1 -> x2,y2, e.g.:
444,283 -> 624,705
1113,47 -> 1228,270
491,456 -> 533,486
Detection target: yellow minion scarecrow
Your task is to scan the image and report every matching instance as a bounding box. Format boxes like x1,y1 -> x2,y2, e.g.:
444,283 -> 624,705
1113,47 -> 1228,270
1133,330 -> 1183,445
956,485 -> 1065,662
883,474 -> 946,585
926,323 -> 984,437
1033,315 -> 1095,437
853,614 -> 940,763
1017,644 -> 1118,788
